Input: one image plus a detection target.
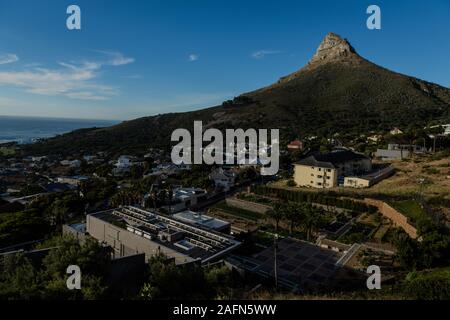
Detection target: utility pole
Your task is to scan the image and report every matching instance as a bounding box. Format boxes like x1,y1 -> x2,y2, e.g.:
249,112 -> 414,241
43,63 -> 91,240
433,135 -> 437,153
274,233 -> 279,290
418,178 -> 425,204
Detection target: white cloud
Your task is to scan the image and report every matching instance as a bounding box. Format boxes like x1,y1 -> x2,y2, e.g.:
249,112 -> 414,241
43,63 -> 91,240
0,53 -> 19,65
0,51 -> 133,101
251,50 -> 282,59
0,61 -> 114,100
93,50 -> 135,66
188,54 -> 199,62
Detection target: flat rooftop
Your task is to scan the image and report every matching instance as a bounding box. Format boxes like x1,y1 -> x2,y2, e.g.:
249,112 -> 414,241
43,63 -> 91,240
89,206 -> 240,263
173,210 -> 230,231
68,223 -> 86,233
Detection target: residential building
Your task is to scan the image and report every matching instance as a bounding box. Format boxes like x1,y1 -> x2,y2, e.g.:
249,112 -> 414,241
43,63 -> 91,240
427,124 -> 450,136
209,167 -> 236,191
390,127 -> 404,135
169,187 -> 208,212
343,165 -> 395,188
60,159 -> 81,168
375,143 -> 427,161
116,155 -> 133,169
293,149 -> 372,189
113,155 -> 137,176
31,156 -> 47,162
83,155 -> 96,163
367,135 -> 382,143
388,144 -> 427,153
56,175 -> 89,186
287,140 -> 304,151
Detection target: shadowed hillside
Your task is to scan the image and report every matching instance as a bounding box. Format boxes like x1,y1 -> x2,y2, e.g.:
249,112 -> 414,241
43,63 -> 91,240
23,33 -> 450,156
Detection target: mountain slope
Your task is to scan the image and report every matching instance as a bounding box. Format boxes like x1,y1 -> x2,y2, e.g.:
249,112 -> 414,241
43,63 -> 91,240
23,33 -> 450,156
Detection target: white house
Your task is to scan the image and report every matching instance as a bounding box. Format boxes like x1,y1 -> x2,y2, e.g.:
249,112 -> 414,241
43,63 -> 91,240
210,168 -> 237,191
390,127 -> 404,135
116,155 -> 133,169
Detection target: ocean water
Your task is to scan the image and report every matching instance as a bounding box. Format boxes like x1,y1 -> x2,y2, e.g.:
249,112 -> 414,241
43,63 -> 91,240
0,115 -> 119,144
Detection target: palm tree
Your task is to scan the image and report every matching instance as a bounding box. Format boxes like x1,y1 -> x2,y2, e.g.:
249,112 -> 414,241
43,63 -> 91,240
284,202 -> 303,235
150,184 -> 158,212
267,202 -> 285,233
300,204 -> 322,241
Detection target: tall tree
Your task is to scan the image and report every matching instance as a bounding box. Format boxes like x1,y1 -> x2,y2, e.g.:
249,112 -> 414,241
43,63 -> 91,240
284,202 -> 302,235
266,202 -> 285,233
300,204 -> 322,241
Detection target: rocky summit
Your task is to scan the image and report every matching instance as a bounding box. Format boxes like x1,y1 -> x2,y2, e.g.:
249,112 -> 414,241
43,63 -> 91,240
308,32 -> 357,65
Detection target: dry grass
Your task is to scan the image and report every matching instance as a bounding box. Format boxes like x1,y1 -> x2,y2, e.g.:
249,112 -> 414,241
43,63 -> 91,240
276,154 -> 450,200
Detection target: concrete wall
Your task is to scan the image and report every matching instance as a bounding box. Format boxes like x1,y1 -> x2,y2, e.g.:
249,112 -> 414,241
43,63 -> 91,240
226,197 -> 271,214
343,177 -> 371,188
375,149 -> 411,160
363,198 -> 418,239
294,164 -> 338,188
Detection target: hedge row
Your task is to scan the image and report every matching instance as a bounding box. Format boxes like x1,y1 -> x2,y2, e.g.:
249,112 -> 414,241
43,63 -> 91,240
251,185 -> 377,213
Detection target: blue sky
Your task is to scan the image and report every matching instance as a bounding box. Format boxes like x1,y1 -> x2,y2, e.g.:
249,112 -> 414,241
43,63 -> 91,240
0,0 -> 449,120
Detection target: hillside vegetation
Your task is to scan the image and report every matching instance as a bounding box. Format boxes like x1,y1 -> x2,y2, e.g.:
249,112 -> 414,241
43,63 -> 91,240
23,33 -> 450,157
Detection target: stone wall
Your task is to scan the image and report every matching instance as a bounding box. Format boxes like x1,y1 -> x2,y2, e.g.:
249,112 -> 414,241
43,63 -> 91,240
364,198 -> 418,239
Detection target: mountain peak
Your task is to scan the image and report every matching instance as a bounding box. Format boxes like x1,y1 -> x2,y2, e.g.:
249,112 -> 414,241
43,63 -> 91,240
273,33 -> 362,84
308,32 -> 358,66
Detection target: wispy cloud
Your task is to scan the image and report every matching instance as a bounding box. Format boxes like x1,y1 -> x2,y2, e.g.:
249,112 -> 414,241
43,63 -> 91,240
188,54 -> 199,62
0,53 -> 19,65
251,50 -> 282,59
93,50 -> 135,66
0,51 -> 133,101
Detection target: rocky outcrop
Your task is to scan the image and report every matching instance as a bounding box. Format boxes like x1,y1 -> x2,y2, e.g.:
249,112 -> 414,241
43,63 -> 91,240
308,32 -> 358,66
276,32 -> 366,84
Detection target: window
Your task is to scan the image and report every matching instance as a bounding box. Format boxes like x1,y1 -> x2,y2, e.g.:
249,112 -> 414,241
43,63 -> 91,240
318,175 -> 323,178
318,168 -> 322,171
327,176 -> 331,180
327,169 -> 331,172
311,173 -> 314,177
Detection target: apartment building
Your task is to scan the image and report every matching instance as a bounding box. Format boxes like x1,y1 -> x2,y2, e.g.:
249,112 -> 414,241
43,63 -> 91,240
293,149 -> 371,189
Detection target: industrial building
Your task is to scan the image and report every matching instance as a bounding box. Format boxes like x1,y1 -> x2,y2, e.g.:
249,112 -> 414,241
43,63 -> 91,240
86,206 -> 240,265
172,210 -> 231,234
